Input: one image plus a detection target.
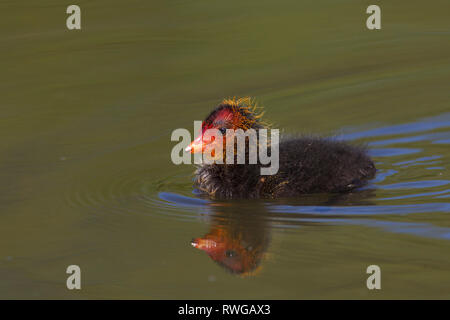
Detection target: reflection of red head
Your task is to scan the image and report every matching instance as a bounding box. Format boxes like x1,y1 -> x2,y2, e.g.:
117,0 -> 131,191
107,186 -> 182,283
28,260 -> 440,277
185,97 -> 266,154
191,227 -> 264,276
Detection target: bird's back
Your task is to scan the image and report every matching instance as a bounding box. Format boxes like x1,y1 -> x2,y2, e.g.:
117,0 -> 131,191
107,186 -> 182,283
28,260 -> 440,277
261,137 -> 376,197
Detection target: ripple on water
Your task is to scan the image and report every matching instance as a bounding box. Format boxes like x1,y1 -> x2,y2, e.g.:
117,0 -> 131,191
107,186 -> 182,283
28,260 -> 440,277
65,170 -> 201,219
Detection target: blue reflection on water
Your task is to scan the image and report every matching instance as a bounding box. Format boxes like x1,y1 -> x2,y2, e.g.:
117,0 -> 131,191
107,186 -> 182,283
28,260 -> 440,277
339,113 -> 450,141
275,218 -> 450,240
268,203 -> 450,215
376,180 -> 449,190
368,148 -> 422,157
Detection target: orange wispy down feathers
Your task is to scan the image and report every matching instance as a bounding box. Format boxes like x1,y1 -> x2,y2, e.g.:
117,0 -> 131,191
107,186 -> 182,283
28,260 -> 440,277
221,97 -> 271,130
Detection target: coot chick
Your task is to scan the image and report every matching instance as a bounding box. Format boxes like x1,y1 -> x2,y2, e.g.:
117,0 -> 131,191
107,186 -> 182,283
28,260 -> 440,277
186,97 -> 376,199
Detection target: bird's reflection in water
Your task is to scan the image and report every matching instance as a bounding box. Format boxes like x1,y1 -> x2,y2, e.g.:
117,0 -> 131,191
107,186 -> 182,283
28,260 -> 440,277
191,202 -> 271,276
190,190 -> 375,276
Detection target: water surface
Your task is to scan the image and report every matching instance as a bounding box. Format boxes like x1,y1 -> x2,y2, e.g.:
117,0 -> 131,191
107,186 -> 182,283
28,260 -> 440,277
0,0 -> 449,299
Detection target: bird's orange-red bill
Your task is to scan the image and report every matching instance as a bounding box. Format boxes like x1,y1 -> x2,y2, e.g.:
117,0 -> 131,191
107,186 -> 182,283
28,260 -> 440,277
185,133 -> 220,154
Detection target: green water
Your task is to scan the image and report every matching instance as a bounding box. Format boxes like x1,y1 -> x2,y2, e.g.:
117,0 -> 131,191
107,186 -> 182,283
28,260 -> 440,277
0,1 -> 449,299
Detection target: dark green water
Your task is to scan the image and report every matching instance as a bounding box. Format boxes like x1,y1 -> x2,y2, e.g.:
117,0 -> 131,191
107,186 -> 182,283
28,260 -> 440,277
0,1 -> 449,299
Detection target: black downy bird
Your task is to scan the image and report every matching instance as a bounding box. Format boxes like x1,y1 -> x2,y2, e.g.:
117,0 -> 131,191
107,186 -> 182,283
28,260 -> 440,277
185,97 -> 376,199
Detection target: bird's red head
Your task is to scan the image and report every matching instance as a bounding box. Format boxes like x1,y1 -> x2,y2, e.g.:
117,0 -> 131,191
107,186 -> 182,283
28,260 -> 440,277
185,97 -> 266,154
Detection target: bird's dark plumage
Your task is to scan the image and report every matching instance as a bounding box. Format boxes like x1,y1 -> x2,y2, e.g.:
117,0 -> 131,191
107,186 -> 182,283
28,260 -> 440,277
189,98 -> 376,199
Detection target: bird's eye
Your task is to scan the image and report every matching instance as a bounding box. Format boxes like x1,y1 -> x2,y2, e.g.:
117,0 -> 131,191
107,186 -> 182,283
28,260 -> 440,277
225,250 -> 236,257
219,127 -> 227,135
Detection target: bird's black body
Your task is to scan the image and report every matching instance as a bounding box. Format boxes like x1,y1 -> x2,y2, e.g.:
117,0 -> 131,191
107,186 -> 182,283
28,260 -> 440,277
195,136 -> 376,199
189,98 -> 376,199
